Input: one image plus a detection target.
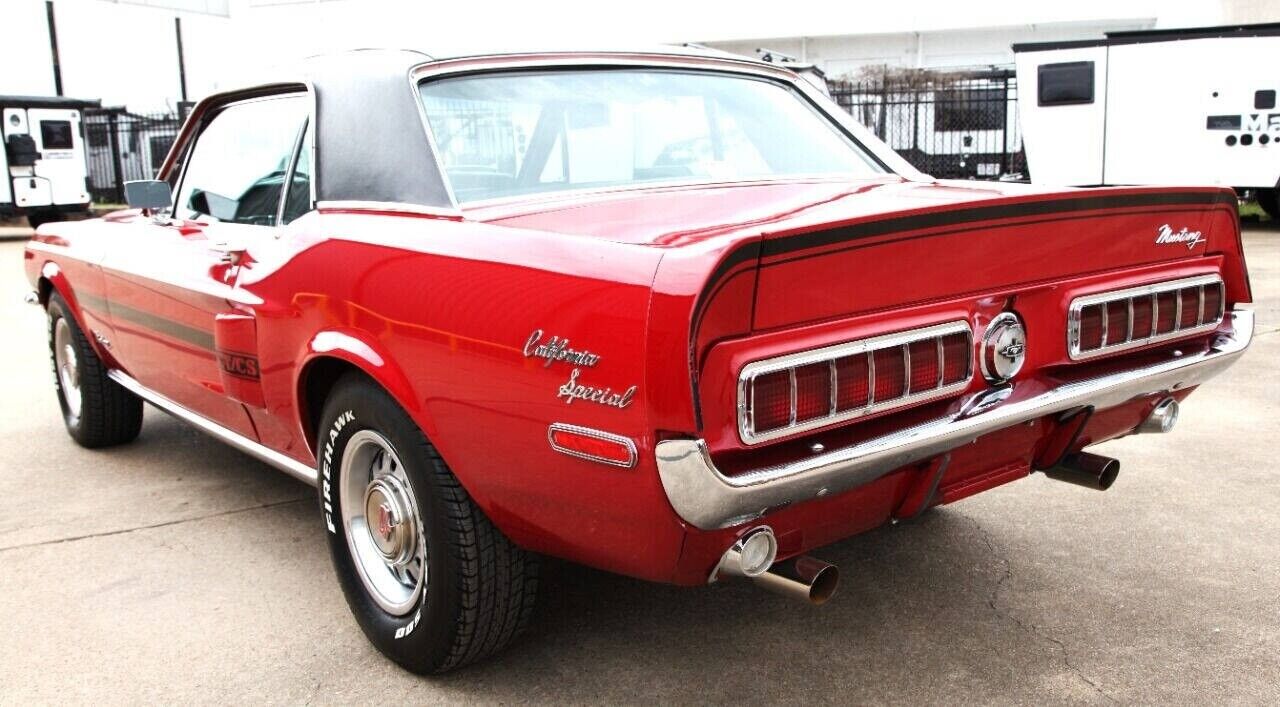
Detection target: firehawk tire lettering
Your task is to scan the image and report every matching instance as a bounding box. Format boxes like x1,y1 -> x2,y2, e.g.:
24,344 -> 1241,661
321,409 -> 356,534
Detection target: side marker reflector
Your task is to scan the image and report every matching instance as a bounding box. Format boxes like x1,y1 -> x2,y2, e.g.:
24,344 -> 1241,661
548,423 -> 637,468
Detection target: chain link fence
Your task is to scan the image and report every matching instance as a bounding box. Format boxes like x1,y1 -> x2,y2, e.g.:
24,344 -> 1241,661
829,67 -> 1025,180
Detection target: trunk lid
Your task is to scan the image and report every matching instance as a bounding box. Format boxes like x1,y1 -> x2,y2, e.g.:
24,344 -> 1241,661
476,178 -> 1237,332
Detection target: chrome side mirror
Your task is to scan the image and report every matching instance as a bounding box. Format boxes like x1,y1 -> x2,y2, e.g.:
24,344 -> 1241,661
124,180 -> 173,211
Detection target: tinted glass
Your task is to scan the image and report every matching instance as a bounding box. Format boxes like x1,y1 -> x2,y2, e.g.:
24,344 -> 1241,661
420,70 -> 881,203
40,120 -> 74,150
1038,62 -> 1094,106
174,95 -> 306,226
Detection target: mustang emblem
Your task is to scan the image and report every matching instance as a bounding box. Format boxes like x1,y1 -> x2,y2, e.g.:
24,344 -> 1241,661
998,341 -> 1025,360
376,504 -> 395,541
1155,224 -> 1205,250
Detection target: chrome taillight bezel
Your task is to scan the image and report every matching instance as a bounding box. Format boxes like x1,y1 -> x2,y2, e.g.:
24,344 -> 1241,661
737,320 -> 973,445
1066,274 -> 1225,361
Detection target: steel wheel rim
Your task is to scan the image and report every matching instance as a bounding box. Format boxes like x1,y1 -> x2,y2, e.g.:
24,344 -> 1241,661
54,318 -> 82,417
339,429 -> 428,615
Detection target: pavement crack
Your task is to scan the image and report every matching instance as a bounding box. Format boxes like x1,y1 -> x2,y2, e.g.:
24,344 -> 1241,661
0,497 -> 310,553
966,514 -> 1118,705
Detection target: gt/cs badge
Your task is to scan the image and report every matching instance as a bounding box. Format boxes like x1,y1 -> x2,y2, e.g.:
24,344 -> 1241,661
981,312 -> 1026,383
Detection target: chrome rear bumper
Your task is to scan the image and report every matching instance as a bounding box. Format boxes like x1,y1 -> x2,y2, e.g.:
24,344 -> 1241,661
657,310 -> 1253,530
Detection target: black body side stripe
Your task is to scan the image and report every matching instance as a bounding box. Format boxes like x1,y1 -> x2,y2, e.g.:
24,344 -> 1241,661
757,191 -> 1234,259
75,291 -> 215,351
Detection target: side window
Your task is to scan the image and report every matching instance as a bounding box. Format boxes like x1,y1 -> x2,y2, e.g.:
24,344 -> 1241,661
281,124 -> 312,225
173,95 -> 306,227
1038,62 -> 1095,106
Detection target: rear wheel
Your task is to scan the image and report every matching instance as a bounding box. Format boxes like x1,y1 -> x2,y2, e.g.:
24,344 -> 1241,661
318,374 -> 538,673
1257,188 -> 1279,220
47,293 -> 143,447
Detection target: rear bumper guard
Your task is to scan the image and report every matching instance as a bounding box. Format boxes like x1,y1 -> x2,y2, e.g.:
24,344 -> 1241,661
657,309 -> 1253,530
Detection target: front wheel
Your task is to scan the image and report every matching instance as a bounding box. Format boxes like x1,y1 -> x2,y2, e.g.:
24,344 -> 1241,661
47,293 -> 143,447
318,374 -> 538,673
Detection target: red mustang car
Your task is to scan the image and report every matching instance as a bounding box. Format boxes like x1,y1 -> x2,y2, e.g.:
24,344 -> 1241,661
24,48 -> 1252,673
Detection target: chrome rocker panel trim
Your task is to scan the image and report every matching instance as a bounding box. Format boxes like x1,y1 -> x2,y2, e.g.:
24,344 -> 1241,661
657,309 -> 1253,530
107,369 -> 318,486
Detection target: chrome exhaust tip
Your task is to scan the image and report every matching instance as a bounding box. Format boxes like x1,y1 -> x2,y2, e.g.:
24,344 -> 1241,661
751,556 -> 839,605
714,527 -> 778,580
1138,397 -> 1179,434
24,291 -> 39,305
1042,451 -> 1120,491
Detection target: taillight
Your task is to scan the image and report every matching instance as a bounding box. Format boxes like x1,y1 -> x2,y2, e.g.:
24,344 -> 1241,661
749,370 -> 792,433
872,347 -> 906,401
940,332 -> 970,384
1069,275 -> 1225,360
738,321 -> 972,445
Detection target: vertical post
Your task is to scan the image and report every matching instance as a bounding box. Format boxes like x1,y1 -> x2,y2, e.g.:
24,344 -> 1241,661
46,0 -> 63,97
174,16 -> 189,103
106,112 -> 125,204
1000,73 -> 1011,175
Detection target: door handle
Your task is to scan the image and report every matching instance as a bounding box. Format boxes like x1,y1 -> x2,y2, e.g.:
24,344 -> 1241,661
209,240 -> 247,265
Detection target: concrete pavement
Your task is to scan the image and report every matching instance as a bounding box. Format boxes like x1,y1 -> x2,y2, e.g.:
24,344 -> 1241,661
1,228 -> 1277,704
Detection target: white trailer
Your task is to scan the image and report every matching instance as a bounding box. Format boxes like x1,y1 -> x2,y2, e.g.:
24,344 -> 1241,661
840,69 -> 1022,180
1,95 -> 98,228
1014,23 -> 1280,217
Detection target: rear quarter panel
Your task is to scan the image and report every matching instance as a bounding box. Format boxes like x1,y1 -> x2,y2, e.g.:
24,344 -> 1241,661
238,211 -> 687,581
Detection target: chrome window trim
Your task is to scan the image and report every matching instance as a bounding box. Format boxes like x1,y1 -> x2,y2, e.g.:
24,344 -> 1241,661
1067,274 -> 1225,361
737,320 -> 973,446
547,423 -> 638,469
315,200 -> 464,219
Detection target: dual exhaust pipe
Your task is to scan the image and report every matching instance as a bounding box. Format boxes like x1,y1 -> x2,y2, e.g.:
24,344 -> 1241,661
1038,397 -> 1180,491
716,527 -> 838,605
715,398 -> 1179,602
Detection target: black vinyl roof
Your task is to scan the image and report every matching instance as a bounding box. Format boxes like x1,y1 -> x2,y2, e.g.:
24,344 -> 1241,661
205,47 -> 790,210
1013,21 -> 1280,52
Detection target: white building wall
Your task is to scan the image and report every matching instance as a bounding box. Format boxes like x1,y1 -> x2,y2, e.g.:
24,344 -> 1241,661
702,20 -> 1154,79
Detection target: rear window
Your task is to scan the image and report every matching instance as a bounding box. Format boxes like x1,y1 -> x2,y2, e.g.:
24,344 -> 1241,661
419,69 -> 882,203
40,120 -> 74,150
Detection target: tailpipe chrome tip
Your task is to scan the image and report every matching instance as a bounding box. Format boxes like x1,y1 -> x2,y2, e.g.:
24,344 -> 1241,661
24,291 -> 39,305
751,556 -> 840,605
713,527 -> 778,581
1042,451 -> 1120,491
1138,397 -> 1179,434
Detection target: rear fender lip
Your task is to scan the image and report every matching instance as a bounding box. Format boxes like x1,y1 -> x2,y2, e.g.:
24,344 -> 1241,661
657,309 -> 1253,530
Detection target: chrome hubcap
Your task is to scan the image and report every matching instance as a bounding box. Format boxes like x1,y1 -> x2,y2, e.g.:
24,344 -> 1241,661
340,430 -> 427,615
53,318 -> 82,417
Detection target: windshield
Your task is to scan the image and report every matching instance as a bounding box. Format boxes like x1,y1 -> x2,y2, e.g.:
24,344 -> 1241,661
418,69 -> 884,204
